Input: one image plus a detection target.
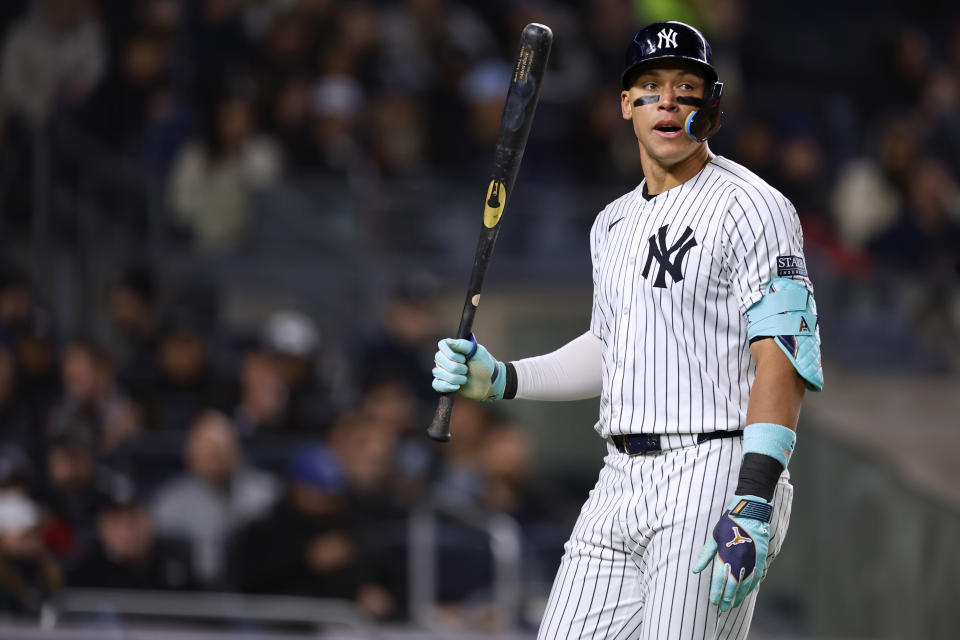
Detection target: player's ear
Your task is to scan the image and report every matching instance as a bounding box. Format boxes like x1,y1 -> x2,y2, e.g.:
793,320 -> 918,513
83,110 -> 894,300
621,90 -> 633,120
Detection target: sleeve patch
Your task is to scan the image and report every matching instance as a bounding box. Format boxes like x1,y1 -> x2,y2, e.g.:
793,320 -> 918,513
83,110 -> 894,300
776,255 -> 807,278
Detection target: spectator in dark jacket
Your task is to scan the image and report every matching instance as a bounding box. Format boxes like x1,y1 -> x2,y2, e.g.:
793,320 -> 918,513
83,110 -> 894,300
141,309 -> 224,431
67,482 -> 194,590
230,444 -> 392,617
48,338 -> 142,458
39,426 -> 126,559
105,266 -> 161,406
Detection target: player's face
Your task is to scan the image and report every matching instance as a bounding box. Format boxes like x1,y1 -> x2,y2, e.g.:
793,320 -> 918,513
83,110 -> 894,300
621,65 -> 706,167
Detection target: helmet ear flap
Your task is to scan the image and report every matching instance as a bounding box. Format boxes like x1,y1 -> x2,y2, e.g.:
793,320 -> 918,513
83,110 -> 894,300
684,81 -> 723,142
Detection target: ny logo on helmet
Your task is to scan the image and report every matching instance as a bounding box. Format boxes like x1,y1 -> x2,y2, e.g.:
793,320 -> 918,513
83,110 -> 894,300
657,28 -> 678,49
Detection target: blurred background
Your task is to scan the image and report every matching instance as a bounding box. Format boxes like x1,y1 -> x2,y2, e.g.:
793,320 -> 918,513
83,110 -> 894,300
0,0 -> 958,638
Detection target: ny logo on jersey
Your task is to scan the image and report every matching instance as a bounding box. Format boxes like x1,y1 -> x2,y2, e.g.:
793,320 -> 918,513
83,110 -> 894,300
657,28 -> 678,49
641,225 -> 698,288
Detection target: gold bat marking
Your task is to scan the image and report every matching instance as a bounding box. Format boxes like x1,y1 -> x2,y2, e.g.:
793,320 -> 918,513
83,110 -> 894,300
514,47 -> 533,83
483,179 -> 506,228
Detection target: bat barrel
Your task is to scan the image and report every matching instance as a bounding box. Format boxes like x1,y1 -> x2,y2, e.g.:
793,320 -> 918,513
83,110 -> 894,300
522,23 -> 553,51
490,24 -> 553,200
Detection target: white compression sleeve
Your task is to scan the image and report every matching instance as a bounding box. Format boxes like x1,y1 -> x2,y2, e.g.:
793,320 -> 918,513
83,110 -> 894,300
512,330 -> 603,401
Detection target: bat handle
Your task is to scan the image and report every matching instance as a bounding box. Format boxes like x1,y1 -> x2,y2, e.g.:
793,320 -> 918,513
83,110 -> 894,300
427,393 -> 455,442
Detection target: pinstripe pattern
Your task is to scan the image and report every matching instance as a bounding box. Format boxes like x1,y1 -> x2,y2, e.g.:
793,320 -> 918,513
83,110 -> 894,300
589,156 -> 810,438
537,439 -> 793,640
538,155 -> 805,639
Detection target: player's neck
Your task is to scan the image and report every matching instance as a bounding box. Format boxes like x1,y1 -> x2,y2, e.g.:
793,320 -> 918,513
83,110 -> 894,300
641,144 -> 714,195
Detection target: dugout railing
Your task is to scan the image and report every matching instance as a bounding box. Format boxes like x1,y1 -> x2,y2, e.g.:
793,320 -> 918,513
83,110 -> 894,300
408,501 -> 524,631
39,506 -> 528,635
48,588 -> 371,633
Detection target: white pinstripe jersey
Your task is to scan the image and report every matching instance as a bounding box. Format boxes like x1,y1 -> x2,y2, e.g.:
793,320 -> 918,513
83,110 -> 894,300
589,155 -> 812,437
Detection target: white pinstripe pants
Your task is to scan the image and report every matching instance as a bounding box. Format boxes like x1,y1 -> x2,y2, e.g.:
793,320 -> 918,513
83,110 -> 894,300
537,436 -> 793,640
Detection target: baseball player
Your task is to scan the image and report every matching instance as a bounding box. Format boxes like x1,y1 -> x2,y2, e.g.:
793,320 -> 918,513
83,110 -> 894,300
432,20 -> 823,639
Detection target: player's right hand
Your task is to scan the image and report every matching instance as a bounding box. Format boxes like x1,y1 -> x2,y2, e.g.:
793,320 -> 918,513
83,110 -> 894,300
431,335 -> 506,402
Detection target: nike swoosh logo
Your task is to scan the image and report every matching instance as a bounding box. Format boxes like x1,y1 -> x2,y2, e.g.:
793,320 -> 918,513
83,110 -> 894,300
607,218 -> 625,232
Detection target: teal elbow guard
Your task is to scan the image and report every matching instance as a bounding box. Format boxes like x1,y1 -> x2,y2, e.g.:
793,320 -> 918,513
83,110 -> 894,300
746,278 -> 824,392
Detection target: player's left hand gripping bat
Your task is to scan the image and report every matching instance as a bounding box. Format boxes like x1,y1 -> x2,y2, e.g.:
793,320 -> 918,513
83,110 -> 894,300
427,23 -> 553,442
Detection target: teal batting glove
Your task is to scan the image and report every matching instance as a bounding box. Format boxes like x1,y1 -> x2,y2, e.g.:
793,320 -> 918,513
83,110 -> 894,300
431,334 -> 506,402
692,495 -> 772,611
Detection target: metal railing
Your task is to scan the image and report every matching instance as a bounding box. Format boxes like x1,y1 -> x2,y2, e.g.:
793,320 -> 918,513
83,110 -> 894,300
50,588 -> 371,632
409,502 -> 524,632
0,624 -> 538,640
37,504 -> 525,635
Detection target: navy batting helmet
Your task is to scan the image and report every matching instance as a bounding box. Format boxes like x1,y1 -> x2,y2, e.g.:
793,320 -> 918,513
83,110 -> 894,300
622,21 -> 723,142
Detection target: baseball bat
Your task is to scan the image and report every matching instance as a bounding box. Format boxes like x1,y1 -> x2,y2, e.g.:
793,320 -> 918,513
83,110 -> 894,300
427,23 -> 553,442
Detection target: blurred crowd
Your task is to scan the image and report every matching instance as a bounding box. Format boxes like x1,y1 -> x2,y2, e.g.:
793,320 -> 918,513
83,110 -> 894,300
0,0 -> 959,627
0,0 -> 956,261
0,262 -> 567,625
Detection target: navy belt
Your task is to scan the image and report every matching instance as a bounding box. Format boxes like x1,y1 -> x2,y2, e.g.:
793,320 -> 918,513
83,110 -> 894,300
610,430 -> 742,455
